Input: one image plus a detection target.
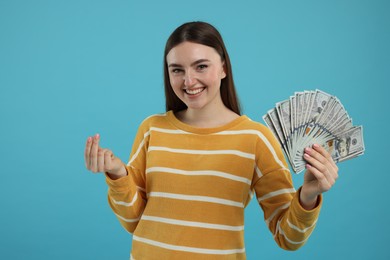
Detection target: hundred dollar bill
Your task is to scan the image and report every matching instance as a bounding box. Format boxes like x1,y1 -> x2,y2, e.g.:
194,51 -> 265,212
331,125 -> 365,162
294,90 -> 330,159
263,111 -> 293,166
263,89 -> 364,173
293,126 -> 364,172
263,110 -> 284,145
276,100 -> 292,142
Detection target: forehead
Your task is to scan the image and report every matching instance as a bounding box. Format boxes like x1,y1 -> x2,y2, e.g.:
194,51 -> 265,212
166,41 -> 221,63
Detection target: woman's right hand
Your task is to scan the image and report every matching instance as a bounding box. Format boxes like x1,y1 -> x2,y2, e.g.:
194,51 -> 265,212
84,134 -> 127,179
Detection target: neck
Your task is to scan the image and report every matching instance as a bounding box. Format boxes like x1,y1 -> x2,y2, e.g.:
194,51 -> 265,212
178,105 -> 239,128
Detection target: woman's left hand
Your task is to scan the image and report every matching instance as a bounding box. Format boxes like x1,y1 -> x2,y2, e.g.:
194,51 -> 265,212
300,143 -> 339,210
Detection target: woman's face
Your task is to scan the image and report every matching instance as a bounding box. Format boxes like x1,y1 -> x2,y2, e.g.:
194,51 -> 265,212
166,41 -> 226,111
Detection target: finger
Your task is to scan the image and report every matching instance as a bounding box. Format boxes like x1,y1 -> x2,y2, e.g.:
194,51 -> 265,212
84,136 -> 92,169
312,144 -> 338,172
97,148 -> 106,172
304,151 -> 335,185
90,133 -> 100,172
305,145 -> 336,176
312,144 -> 339,181
304,147 -> 327,173
104,150 -> 113,171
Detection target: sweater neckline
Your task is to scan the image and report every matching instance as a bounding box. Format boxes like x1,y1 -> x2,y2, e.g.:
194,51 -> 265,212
166,110 -> 249,134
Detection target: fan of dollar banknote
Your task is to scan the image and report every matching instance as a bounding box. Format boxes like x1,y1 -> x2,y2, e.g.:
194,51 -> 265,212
263,89 -> 365,173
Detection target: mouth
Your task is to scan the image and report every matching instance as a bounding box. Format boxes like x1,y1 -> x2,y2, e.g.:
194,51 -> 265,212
184,87 -> 206,95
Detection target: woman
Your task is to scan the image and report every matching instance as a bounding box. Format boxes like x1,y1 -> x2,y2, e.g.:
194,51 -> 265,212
85,21 -> 338,259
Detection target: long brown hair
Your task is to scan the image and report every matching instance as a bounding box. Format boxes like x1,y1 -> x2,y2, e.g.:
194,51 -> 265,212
163,21 -> 241,115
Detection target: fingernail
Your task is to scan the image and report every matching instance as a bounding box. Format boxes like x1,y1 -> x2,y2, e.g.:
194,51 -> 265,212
95,133 -> 100,139
313,144 -> 319,148
87,137 -> 92,142
305,147 -> 311,152
304,153 -> 310,158
306,164 -> 312,169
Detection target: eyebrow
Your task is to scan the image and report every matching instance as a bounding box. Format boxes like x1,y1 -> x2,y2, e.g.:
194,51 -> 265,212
168,59 -> 211,68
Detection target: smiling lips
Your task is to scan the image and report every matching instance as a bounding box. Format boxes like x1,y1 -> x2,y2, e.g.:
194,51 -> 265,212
184,87 -> 206,95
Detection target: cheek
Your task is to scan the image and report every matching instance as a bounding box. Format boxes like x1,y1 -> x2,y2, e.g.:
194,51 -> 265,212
203,71 -> 221,85
169,78 -> 184,98
210,74 -> 224,87
169,77 -> 181,89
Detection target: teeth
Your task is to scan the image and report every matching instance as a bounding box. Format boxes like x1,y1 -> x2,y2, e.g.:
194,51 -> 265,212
185,88 -> 204,95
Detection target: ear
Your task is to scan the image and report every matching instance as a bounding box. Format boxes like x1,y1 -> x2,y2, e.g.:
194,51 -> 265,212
221,61 -> 227,79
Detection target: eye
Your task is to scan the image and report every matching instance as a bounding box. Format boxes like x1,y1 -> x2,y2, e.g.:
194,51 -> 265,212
197,64 -> 208,71
171,68 -> 183,74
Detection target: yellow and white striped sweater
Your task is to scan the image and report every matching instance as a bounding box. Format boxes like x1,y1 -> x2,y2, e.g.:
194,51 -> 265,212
106,111 -> 322,259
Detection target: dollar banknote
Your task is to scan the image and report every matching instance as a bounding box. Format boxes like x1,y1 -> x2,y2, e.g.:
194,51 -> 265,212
263,89 -> 365,173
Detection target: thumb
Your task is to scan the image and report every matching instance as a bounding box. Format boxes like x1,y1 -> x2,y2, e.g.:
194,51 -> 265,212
104,150 -> 115,169
105,149 -> 123,169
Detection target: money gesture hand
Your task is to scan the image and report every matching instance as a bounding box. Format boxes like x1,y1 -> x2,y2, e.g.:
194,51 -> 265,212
84,134 -> 127,179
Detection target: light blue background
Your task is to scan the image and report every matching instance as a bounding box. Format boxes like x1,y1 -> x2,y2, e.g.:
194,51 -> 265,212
1,0 -> 388,259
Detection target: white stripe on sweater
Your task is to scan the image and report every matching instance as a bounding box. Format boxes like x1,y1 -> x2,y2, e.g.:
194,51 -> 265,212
133,235 -> 246,255
265,202 -> 291,226
148,146 -> 255,160
255,166 -> 263,178
141,215 -> 244,231
111,192 -> 138,207
126,114 -> 168,166
115,213 -> 141,223
277,223 -> 311,245
146,167 -> 251,185
148,192 -> 244,208
216,129 -> 290,171
127,131 -> 150,166
127,126 -> 289,173
257,188 -> 296,203
150,127 -> 190,135
287,218 -> 317,233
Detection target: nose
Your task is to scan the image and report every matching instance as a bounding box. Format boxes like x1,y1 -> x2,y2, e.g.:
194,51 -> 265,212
183,72 -> 196,87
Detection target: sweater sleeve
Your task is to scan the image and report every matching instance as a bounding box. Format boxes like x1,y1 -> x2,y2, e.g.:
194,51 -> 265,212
105,121 -> 149,234
252,126 -> 322,250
